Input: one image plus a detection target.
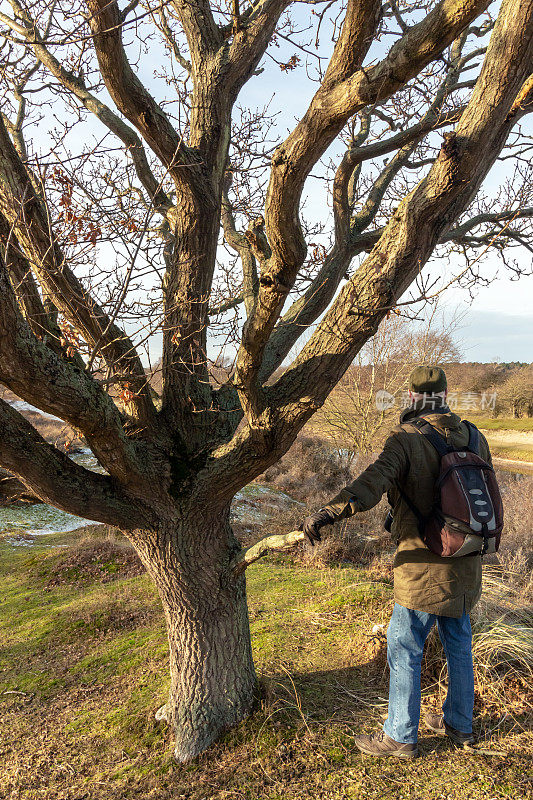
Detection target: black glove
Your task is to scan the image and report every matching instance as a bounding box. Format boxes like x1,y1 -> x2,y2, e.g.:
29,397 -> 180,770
300,508 -> 335,546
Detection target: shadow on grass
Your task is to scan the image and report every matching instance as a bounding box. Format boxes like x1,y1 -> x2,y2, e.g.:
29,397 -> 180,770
255,655 -> 533,754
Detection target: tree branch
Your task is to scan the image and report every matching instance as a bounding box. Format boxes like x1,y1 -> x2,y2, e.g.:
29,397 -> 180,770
234,0 -> 490,426
0,470 -> 41,507
265,0 -> 489,271
444,206 -> 533,241
221,175 -> 258,317
3,0 -> 170,211
259,32 -> 473,384
0,213 -> 65,357
0,252 -> 159,490
231,529 -> 304,575
0,397 -> 145,529
156,8 -> 192,74
275,0 -> 533,415
351,204 -> 533,253
225,0 -> 292,97
233,0 -> 382,422
170,0 -> 222,63
0,115 -> 157,427
84,0 -> 205,196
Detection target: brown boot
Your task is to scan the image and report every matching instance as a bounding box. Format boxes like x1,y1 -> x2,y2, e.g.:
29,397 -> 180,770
424,713 -> 475,745
354,730 -> 418,759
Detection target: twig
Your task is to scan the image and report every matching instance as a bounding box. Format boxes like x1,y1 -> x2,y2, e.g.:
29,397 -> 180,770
461,742 -> 508,757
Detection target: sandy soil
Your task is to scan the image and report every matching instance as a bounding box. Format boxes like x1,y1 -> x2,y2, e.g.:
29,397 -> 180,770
480,429 -> 533,447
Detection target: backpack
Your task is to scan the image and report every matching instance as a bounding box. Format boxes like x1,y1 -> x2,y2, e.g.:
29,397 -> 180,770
398,418 -> 504,558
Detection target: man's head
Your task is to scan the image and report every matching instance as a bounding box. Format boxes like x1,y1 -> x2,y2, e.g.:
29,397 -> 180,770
408,366 -> 447,406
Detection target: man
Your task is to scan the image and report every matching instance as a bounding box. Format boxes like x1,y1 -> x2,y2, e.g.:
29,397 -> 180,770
301,366 -> 492,759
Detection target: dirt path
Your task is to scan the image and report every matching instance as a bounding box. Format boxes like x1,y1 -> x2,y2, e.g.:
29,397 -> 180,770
492,456 -> 533,474
479,428 -> 533,472
480,429 -> 533,447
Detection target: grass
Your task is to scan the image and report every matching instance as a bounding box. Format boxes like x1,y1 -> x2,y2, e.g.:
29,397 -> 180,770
1,529 -> 532,800
467,416 -> 533,433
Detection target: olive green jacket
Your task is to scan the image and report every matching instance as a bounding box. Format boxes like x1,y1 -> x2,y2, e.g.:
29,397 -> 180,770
323,404 -> 492,617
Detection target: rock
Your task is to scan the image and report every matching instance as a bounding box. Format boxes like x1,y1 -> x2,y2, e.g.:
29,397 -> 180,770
155,704 -> 169,723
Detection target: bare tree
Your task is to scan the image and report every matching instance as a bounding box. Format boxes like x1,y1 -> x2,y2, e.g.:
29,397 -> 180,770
497,365 -> 533,417
0,0 -> 532,762
321,306 -> 462,455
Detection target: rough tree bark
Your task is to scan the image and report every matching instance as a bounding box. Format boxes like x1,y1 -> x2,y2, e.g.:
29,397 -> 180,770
0,0 -> 532,763
134,507 -> 256,761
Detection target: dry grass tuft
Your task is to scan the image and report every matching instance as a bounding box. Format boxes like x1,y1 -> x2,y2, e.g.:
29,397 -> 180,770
36,527 -> 144,587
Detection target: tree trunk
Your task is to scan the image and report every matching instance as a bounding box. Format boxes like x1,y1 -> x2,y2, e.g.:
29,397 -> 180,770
135,505 -> 257,762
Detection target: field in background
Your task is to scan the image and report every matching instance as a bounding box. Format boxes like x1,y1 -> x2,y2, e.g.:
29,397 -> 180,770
466,416 -> 533,463
466,416 -> 533,432
305,403 -> 533,464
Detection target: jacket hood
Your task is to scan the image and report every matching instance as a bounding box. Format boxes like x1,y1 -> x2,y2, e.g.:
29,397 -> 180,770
399,400 -> 462,431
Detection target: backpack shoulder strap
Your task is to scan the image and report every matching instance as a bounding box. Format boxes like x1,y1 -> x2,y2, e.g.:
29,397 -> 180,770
463,420 -> 480,455
408,418 -> 450,458
396,417 -> 449,530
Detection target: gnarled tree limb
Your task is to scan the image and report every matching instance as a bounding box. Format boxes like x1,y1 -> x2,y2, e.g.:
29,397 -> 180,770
233,0 -> 382,422
0,397 -> 145,528
0,213 -> 65,357
0,115 -> 157,428
225,0 -> 292,97
231,529 -> 305,575
234,0 -> 490,426
84,0 -> 203,196
0,247 -> 159,490
170,0 -> 222,63
275,0 -> 533,414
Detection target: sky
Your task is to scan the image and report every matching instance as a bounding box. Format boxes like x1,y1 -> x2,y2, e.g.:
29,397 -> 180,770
442,281 -> 533,362
15,0 -> 533,366
235,5 -> 533,364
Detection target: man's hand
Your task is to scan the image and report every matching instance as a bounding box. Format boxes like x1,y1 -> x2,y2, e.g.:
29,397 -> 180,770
300,508 -> 335,546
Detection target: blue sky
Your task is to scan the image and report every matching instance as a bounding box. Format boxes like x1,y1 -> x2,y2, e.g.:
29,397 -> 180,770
234,6 -> 533,364
458,308 -> 533,362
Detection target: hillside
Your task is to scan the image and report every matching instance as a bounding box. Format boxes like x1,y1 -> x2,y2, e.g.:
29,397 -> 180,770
1,526 -> 531,800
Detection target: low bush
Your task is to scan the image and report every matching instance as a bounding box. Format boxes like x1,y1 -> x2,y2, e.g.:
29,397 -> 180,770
257,434 -> 352,506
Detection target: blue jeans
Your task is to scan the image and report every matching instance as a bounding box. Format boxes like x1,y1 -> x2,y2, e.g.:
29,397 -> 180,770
383,603 -> 474,744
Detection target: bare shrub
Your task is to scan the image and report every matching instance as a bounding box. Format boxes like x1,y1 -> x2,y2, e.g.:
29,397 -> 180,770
321,306 -> 462,455
496,471 -> 533,566
257,435 -> 352,506
302,514 -> 392,571
257,441 -> 393,567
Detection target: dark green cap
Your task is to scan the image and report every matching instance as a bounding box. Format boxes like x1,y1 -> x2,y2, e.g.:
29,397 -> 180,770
408,365 -> 447,394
